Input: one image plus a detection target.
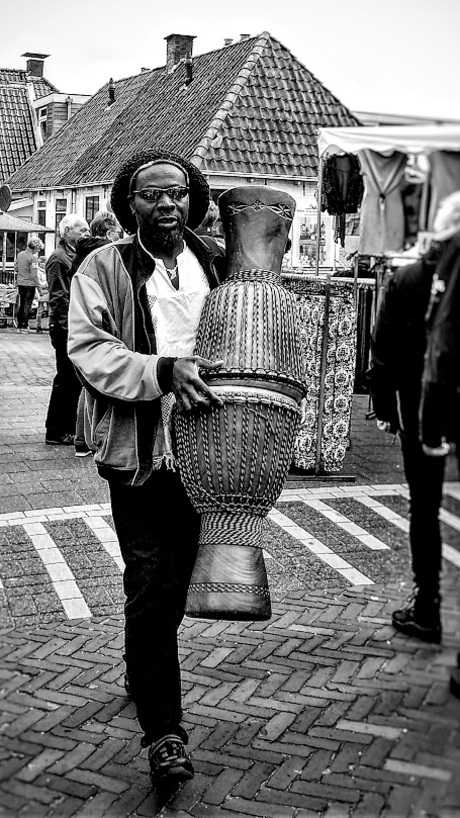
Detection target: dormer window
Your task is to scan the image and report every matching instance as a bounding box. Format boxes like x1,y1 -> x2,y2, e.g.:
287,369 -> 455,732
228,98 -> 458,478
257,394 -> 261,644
37,106 -> 47,140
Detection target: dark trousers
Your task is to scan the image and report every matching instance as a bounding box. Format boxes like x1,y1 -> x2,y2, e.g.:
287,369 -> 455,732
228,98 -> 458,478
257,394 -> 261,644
109,467 -> 200,746
17,285 -> 35,329
400,432 -> 445,595
45,329 -> 81,439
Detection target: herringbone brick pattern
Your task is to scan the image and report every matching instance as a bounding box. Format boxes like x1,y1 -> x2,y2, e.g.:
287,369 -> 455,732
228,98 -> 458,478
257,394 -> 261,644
1,330 -> 460,817
1,583 -> 460,817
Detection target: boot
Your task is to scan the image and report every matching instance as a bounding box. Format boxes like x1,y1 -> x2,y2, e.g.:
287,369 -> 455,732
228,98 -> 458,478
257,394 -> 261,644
392,587 -> 441,643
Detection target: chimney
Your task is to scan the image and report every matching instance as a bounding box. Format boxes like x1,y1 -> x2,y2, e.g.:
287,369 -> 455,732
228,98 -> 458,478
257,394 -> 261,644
164,34 -> 195,71
107,78 -> 115,107
22,52 -> 49,78
224,38 -> 233,46
240,34 -> 250,40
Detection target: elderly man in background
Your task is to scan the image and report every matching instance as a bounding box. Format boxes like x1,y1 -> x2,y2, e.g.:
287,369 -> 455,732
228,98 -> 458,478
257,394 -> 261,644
15,237 -> 44,333
68,149 -> 225,789
45,214 -> 89,446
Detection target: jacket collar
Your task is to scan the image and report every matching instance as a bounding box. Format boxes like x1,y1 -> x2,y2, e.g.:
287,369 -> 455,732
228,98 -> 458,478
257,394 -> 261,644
133,227 -> 223,288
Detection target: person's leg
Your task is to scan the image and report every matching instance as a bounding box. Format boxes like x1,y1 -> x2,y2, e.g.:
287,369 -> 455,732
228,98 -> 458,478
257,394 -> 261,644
36,301 -> 43,332
450,410 -> 460,696
16,286 -> 26,330
392,432 -> 445,641
22,286 -> 35,330
74,389 -> 92,456
109,467 -> 200,747
45,331 -> 81,442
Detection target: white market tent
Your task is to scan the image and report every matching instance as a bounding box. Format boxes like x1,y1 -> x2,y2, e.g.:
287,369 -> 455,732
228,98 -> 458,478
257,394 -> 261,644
311,124 -> 460,273
307,125 -> 460,473
317,124 -> 460,157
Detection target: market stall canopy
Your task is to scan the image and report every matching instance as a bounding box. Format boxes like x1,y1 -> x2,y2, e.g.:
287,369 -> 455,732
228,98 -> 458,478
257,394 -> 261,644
0,212 -> 54,232
318,124 -> 460,158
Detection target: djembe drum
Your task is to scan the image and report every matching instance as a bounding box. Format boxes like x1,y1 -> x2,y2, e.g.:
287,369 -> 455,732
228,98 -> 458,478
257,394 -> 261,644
174,186 -> 305,620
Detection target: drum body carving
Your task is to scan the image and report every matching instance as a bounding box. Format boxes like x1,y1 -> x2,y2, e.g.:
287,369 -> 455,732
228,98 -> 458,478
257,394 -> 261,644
174,186 -> 305,620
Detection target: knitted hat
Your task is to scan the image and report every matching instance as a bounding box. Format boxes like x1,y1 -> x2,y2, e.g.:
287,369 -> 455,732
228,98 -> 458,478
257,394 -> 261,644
110,149 -> 210,234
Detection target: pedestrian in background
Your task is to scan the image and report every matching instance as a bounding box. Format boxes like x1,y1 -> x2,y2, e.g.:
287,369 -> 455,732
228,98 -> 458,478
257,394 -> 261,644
35,255 -> 48,334
367,243 -> 444,644
14,237 -> 44,333
419,191 -> 460,697
45,214 -> 89,446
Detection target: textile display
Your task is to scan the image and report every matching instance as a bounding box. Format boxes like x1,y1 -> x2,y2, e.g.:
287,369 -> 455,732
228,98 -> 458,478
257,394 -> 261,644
354,279 -> 376,393
321,154 -> 364,247
400,179 -> 424,248
358,150 -> 407,256
282,274 -> 357,473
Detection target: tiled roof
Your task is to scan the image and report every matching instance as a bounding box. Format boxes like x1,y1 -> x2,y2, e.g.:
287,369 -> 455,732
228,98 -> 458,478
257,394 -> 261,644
0,69 -> 57,182
7,33 -> 359,191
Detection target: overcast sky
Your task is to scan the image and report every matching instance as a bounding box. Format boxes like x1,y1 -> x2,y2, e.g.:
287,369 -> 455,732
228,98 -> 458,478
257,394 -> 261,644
2,0 -> 459,120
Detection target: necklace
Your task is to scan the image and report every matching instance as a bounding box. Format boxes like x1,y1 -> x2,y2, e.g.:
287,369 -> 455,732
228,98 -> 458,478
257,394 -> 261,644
165,262 -> 179,290
165,263 -> 178,280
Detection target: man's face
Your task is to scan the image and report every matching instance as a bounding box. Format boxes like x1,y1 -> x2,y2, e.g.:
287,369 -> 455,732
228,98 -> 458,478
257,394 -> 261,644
129,163 -> 189,251
65,220 -> 90,247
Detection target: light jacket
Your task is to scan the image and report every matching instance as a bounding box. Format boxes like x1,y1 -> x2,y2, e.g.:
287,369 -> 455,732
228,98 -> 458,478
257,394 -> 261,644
68,229 -> 224,486
15,248 -> 40,288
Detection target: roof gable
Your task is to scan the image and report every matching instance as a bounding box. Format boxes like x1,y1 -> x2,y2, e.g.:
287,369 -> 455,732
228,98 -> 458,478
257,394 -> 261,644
193,36 -> 359,176
0,68 -> 58,182
7,33 -> 359,190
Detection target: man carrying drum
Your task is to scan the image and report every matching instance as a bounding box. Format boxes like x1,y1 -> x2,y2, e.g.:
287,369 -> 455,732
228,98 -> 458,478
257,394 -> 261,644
68,149 -> 224,789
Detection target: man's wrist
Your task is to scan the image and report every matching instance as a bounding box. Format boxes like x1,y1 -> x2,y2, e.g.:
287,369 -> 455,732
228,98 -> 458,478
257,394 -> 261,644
157,357 -> 178,393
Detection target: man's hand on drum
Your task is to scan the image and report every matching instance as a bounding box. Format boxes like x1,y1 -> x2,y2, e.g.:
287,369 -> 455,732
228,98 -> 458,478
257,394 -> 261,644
173,356 -> 224,412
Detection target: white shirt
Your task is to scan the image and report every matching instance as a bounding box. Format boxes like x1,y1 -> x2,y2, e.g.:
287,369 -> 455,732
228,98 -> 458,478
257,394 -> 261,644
144,240 -> 210,357
139,235 -> 211,467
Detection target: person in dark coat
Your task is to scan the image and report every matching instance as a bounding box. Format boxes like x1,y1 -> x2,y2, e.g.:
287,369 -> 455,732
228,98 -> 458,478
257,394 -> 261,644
71,210 -> 122,457
367,245 -> 445,644
420,191 -> 460,696
45,214 -> 90,445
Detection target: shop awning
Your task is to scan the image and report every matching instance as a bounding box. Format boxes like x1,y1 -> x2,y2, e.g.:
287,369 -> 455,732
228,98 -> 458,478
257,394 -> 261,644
318,124 -> 460,158
0,212 -> 54,232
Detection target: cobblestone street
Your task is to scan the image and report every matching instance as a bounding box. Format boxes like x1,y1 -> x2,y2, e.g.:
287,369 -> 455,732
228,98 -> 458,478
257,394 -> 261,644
1,328 -> 460,818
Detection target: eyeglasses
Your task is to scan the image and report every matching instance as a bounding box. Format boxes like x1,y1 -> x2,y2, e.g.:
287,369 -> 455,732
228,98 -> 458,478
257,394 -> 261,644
131,186 -> 189,203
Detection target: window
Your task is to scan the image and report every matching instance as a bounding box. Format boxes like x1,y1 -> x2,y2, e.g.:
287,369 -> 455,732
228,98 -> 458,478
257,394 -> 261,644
85,196 -> 99,224
37,200 -> 47,245
16,233 -> 27,255
37,107 -> 47,140
55,199 -> 67,246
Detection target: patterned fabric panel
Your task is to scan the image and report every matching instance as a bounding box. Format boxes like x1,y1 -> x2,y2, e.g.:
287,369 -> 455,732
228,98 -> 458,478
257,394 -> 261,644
284,277 -> 356,473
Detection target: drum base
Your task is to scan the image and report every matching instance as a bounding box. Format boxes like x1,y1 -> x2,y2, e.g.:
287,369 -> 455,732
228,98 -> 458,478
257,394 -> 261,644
186,512 -> 272,621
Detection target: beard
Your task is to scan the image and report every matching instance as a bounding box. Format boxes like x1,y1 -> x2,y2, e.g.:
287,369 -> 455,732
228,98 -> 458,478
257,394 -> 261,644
146,224 -> 183,254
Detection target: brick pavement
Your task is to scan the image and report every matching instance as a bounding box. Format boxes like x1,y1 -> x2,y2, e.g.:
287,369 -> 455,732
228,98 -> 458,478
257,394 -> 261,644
1,327 -> 460,818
